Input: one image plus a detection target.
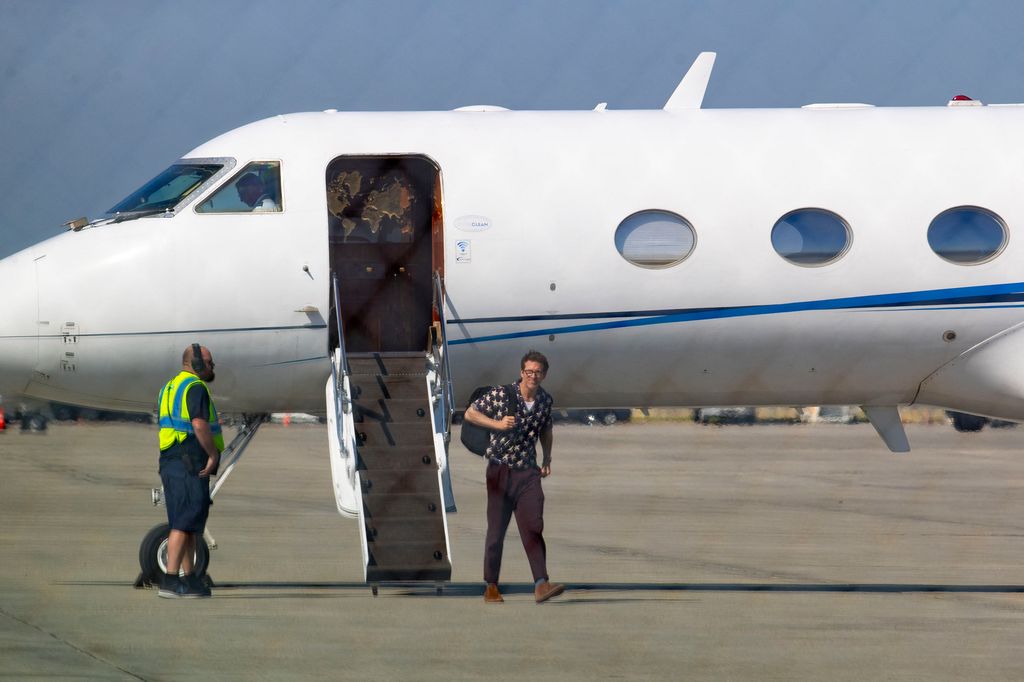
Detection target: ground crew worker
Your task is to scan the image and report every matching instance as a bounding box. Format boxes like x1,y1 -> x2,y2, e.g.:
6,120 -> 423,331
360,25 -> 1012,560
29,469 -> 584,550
156,344 -> 223,598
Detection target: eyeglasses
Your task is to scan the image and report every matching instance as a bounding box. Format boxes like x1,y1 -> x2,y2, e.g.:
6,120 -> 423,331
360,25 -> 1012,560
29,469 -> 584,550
522,369 -> 545,377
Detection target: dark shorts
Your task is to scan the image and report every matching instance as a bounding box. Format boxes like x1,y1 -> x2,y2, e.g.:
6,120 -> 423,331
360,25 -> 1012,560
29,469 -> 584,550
159,455 -> 211,533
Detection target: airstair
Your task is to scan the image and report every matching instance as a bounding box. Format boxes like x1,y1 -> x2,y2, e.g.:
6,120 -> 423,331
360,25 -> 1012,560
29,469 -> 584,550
326,273 -> 456,587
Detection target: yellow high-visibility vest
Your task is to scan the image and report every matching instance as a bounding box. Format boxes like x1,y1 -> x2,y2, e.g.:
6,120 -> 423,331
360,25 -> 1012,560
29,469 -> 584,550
157,370 -> 224,452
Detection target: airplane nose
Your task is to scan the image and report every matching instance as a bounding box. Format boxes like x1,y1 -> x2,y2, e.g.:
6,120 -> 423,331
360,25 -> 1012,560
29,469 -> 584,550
0,249 -> 38,399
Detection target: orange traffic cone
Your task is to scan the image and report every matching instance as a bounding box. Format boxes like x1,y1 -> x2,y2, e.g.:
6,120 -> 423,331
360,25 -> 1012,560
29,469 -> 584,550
0,407 -> 6,431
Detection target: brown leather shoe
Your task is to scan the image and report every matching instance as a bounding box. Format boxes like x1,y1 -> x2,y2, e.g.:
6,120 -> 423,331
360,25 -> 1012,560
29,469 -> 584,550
534,580 -> 565,603
484,583 -> 504,603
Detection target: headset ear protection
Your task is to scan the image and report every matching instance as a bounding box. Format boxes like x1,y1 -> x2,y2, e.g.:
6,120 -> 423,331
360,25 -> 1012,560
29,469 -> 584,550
191,343 -> 207,373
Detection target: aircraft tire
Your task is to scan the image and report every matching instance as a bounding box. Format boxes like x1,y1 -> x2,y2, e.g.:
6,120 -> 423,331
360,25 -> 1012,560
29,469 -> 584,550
52,404 -> 77,421
138,522 -> 209,585
22,413 -> 48,431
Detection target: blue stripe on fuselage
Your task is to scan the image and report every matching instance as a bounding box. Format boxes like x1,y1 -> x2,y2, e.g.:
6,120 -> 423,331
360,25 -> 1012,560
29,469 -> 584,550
447,281 -> 1024,345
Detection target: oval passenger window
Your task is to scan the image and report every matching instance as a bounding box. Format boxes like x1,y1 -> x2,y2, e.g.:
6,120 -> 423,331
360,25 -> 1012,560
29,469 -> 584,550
771,208 -> 851,266
927,206 -> 1007,264
614,210 -> 696,268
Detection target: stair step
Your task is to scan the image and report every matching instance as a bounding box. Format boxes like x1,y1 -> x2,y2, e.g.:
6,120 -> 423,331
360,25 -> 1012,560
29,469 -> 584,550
354,420 -> 433,448
361,469 -> 439,497
366,563 -> 451,583
350,374 -> 425,401
347,353 -> 428,377
365,516 -> 447,544
357,446 -> 438,470
361,491 -> 445,517
366,541 -> 450,574
353,398 -> 432,425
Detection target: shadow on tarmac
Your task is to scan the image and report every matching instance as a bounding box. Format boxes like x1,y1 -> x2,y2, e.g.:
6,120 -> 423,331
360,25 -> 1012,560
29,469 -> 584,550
58,580 -> 1024,596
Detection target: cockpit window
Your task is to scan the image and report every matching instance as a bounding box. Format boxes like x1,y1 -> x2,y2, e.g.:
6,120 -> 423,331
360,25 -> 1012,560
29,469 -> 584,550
107,160 -> 232,215
195,161 -> 282,213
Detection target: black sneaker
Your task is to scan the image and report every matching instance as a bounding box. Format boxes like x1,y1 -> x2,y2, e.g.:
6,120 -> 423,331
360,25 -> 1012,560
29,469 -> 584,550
183,573 -> 211,598
157,574 -> 186,599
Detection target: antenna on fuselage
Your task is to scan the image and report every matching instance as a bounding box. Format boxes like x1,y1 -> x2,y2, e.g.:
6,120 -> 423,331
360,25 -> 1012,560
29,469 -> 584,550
663,52 -> 716,110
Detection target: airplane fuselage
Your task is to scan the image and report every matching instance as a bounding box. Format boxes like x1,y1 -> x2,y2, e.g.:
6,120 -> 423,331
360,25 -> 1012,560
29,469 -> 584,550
3,104 -> 1024,419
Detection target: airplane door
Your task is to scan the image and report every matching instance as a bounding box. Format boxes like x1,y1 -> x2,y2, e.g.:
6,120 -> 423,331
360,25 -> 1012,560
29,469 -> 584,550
29,252 -> 84,403
326,155 -> 442,353
33,254 -> 64,382
33,254 -> 49,376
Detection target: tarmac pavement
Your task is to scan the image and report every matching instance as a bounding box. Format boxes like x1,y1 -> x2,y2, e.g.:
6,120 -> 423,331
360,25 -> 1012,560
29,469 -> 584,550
3,421 -> 1024,680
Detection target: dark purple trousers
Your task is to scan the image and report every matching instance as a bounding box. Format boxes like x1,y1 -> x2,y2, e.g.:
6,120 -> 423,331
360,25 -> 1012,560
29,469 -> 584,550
484,460 -> 547,584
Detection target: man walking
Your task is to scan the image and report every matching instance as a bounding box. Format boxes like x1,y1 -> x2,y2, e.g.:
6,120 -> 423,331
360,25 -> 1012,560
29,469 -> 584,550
155,344 -> 223,598
465,350 -> 564,604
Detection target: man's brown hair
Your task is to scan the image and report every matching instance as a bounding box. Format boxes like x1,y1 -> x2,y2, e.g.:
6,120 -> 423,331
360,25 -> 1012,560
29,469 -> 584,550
520,350 -> 549,374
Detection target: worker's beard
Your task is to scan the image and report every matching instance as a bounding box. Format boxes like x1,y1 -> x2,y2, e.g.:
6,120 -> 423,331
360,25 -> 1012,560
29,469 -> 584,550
204,370 -> 216,383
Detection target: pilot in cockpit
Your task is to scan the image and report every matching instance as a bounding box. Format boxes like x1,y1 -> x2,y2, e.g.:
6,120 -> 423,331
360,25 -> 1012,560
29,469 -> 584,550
235,173 -> 279,212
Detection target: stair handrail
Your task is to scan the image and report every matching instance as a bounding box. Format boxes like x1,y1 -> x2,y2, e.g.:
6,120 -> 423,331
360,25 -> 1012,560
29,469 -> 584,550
330,271 -> 355,469
432,270 -> 455,435
331,272 -> 350,391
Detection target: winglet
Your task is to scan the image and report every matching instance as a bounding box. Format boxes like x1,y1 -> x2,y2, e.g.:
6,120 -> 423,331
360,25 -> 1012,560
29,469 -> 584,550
664,52 -> 716,110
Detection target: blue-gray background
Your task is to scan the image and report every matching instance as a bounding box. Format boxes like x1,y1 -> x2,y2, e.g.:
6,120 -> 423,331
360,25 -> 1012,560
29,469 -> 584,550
1,0 -> 1020,259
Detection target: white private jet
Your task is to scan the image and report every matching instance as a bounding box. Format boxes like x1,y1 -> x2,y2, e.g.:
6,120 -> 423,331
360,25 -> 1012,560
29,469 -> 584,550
1,53 -> 1022,585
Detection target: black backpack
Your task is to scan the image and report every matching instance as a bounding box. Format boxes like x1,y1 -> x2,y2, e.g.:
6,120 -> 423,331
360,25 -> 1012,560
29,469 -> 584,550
460,384 -> 517,456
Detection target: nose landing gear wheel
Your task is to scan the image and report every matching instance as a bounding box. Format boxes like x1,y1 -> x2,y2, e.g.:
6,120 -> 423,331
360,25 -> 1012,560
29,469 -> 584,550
134,522 -> 210,588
